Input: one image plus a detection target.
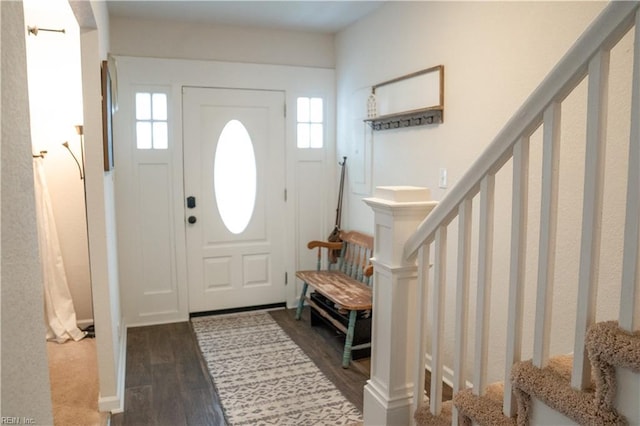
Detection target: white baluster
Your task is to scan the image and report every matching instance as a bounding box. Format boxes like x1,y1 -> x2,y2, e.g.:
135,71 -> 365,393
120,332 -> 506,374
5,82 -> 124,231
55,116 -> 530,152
453,199 -> 472,425
411,243 -> 430,425
504,136 -> 530,416
573,49 -> 610,390
430,226 -> 447,415
473,174 -> 495,395
620,9 -> 640,333
533,102 -> 561,368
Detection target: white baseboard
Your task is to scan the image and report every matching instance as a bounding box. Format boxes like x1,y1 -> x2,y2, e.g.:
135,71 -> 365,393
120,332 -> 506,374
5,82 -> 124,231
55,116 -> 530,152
77,318 -> 94,329
98,325 -> 127,414
424,353 -> 473,391
98,394 -> 122,414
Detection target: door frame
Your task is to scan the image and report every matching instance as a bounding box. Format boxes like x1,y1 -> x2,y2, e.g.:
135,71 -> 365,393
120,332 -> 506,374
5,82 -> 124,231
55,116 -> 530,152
114,56 -> 336,326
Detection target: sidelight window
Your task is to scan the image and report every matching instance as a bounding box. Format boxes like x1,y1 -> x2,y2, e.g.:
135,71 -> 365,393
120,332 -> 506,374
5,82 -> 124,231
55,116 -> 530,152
296,97 -> 323,148
135,92 -> 168,149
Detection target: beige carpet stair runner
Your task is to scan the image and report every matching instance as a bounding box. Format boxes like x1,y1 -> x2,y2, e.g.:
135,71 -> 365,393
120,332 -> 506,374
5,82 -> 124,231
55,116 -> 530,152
414,321 -> 640,426
510,354 -> 609,425
454,382 -> 516,426
414,400 -> 456,426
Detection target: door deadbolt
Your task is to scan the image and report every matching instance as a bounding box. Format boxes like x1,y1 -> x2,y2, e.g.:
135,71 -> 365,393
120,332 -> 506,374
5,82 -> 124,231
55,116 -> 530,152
187,196 -> 196,209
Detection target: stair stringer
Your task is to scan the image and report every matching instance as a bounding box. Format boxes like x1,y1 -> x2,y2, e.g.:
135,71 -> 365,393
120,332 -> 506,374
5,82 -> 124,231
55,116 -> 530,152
510,358 -> 622,425
614,366 -> 640,424
508,321 -> 640,426
586,321 -> 640,425
526,397 -> 579,425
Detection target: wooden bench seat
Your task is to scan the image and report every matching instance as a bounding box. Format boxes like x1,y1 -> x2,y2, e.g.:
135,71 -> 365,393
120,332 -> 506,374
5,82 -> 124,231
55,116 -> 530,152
295,271 -> 372,310
295,230 -> 374,368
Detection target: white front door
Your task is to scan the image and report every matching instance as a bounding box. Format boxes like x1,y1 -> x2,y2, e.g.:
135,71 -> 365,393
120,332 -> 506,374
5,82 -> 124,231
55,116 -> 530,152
183,87 -> 286,313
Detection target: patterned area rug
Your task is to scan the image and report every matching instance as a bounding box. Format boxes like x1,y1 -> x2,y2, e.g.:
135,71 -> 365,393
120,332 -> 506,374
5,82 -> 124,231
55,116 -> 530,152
192,311 -> 363,425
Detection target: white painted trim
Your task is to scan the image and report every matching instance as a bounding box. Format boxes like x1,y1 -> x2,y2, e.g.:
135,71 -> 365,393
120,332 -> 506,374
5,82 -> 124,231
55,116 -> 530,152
620,9 -> 640,332
430,227 -> 447,414
114,56 -> 335,325
76,319 -> 94,329
533,102 -> 561,369
504,136 -> 530,416
615,367 -> 640,424
452,199 -> 472,425
529,396 -> 579,425
573,49 -> 609,389
424,353 -> 473,393
369,260 -> 422,276
364,380 -> 413,426
98,328 -> 126,414
363,186 -> 434,426
473,174 -> 495,395
411,245 -> 430,426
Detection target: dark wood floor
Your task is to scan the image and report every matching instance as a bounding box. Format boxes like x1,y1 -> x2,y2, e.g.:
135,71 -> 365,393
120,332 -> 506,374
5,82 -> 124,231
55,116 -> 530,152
111,307 -> 451,425
269,308 -> 371,410
110,321 -> 225,426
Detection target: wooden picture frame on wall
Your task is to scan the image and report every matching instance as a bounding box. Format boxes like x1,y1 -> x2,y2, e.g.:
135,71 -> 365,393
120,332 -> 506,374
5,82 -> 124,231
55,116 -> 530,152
101,60 -> 114,171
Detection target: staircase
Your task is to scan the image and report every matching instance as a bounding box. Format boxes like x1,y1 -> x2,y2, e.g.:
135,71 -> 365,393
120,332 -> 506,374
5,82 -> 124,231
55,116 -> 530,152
364,2 -> 640,425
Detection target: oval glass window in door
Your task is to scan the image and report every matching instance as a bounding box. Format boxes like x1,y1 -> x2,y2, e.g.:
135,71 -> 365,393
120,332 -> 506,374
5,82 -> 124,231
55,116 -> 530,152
214,119 -> 257,234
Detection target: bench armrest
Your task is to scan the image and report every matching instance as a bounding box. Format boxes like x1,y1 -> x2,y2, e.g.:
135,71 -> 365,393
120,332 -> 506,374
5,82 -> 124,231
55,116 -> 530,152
307,240 -> 343,271
307,240 -> 343,251
364,265 -> 374,277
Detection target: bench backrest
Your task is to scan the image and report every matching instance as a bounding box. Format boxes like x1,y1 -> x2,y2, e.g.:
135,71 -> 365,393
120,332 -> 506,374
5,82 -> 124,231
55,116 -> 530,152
334,231 -> 374,286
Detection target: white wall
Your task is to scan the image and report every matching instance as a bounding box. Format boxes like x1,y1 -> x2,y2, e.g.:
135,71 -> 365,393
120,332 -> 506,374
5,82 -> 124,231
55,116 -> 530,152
337,1 -> 607,228
336,1 -> 630,384
1,1 -> 54,423
23,0 -> 93,325
110,16 -> 335,69
71,0 -> 125,413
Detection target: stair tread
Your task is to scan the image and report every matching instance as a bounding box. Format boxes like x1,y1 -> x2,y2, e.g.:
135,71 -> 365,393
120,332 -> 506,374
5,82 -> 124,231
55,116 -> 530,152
587,321 -> 640,373
544,353 -> 576,383
511,358 -> 624,425
453,385 -> 516,426
414,399 -> 454,426
451,355 -> 587,426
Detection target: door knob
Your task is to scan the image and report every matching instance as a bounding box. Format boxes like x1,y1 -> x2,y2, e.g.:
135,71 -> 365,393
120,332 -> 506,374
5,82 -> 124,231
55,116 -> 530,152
188,216 -> 197,224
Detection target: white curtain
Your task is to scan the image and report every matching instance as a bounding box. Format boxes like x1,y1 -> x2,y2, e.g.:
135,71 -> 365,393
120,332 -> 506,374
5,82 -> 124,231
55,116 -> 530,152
33,157 -> 86,343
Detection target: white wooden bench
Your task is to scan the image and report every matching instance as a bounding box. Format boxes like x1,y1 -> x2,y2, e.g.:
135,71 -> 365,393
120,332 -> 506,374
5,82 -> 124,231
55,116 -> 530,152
295,230 -> 374,368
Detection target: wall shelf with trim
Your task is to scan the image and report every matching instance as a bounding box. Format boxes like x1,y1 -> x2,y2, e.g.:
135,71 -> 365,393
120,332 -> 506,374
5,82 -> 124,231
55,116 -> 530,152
364,106 -> 443,130
364,65 -> 444,131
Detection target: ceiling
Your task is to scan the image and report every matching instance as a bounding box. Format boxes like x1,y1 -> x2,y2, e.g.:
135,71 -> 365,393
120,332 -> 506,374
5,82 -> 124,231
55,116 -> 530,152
106,1 -> 385,34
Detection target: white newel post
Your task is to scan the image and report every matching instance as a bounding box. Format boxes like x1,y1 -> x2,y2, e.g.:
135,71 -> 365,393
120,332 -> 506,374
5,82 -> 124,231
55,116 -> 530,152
363,186 -> 437,426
